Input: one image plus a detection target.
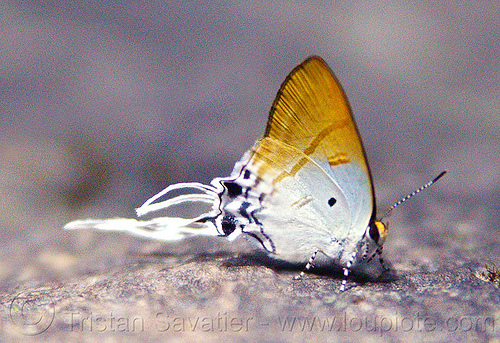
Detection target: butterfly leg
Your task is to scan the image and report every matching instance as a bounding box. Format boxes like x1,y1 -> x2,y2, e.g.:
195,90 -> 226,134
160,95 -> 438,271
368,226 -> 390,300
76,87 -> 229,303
294,249 -> 319,280
366,244 -> 389,269
339,267 -> 350,292
377,247 -> 390,271
340,251 -> 357,292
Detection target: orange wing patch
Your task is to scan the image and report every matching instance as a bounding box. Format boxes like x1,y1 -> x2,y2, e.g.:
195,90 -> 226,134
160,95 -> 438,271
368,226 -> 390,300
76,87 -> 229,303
264,56 -> 373,190
328,153 -> 350,166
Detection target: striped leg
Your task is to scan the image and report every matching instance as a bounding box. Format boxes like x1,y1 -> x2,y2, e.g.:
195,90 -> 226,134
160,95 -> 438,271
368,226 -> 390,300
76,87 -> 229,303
294,249 -> 319,280
340,252 -> 357,292
378,247 -> 389,271
339,263 -> 352,292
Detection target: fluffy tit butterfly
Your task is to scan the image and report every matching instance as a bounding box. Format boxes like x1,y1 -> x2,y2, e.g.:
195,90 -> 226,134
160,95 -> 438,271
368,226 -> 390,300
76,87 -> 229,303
66,56 -> 446,291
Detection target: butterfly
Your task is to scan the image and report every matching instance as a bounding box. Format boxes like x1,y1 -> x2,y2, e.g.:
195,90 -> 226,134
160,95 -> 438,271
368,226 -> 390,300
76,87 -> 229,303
66,56 -> 446,291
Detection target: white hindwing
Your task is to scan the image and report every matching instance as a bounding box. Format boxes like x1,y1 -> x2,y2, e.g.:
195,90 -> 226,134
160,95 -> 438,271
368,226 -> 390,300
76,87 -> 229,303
213,137 -> 372,266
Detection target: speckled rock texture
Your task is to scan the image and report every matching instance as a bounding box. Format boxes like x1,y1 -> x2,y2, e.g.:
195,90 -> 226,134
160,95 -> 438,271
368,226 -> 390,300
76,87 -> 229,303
2,201 -> 500,343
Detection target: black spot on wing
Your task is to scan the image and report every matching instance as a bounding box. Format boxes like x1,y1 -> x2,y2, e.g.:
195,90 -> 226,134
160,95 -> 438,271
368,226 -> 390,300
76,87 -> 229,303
221,215 -> 237,236
328,197 -> 337,207
243,169 -> 251,179
224,181 -> 242,198
238,202 -> 252,221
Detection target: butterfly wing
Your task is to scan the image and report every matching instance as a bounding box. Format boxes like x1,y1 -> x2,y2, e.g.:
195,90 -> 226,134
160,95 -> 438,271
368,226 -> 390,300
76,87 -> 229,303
232,137 -> 352,262
264,56 -> 375,240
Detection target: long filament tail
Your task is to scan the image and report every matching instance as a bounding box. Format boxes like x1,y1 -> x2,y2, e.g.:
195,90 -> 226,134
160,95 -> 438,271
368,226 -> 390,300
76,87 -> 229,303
64,216 -> 219,241
136,182 -> 218,217
65,182 -> 221,241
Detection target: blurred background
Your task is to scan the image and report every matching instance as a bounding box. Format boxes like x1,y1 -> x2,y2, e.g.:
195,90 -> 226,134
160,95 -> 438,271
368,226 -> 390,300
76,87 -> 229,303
1,1 -> 499,287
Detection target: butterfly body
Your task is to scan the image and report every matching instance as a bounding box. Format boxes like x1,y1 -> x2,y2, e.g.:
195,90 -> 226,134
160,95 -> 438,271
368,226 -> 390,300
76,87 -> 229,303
66,56 -> 392,288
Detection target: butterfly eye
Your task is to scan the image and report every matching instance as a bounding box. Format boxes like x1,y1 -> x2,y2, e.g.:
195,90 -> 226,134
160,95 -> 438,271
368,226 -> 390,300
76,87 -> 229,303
368,221 -> 388,245
368,221 -> 380,243
328,197 -> 337,207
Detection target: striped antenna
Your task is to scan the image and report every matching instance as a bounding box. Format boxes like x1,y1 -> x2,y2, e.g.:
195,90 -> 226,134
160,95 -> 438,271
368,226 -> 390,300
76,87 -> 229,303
380,170 -> 448,220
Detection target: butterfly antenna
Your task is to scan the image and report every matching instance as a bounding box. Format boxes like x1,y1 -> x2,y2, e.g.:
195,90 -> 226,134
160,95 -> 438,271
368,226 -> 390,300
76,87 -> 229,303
380,170 -> 448,220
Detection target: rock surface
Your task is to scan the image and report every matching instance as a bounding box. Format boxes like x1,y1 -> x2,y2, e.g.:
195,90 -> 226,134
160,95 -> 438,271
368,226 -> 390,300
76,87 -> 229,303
1,217 -> 500,343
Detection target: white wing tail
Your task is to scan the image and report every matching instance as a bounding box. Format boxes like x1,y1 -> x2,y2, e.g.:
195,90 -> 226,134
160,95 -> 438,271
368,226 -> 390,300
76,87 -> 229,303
65,182 -> 222,240
64,217 -> 218,241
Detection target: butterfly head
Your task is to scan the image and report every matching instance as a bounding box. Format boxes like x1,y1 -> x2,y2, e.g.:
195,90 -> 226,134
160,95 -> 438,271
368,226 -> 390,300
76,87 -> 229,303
368,220 -> 388,248
357,219 -> 388,265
